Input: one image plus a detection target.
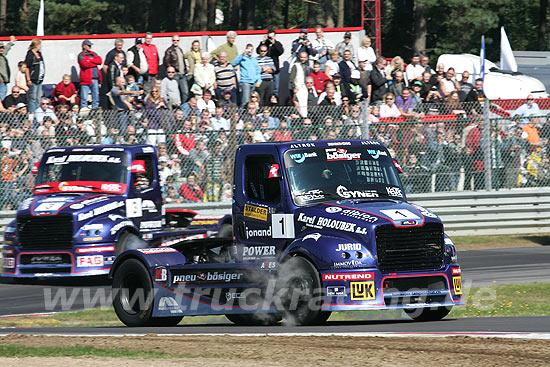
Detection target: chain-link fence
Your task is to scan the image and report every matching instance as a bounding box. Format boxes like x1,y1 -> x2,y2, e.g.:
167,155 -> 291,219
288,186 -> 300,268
1,99 -> 549,210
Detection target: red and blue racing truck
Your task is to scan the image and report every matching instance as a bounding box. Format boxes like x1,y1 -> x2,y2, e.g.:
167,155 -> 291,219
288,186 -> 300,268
109,140 -> 463,326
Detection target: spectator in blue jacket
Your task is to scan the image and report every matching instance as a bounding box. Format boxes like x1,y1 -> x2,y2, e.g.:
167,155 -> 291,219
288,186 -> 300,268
232,44 -> 261,106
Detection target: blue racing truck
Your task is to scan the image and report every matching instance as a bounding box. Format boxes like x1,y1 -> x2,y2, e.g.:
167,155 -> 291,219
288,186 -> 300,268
1,145 -> 231,280
110,140 -> 463,327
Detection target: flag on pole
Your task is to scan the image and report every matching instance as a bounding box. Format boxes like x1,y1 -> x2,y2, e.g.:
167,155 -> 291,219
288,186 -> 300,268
500,26 -> 518,72
480,35 -> 485,88
37,0 -> 44,36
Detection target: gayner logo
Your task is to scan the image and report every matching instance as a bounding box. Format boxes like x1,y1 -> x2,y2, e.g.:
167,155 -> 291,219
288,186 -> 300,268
323,272 -> 375,281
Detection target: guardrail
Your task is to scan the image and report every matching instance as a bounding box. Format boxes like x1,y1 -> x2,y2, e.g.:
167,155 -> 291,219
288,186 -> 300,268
2,189 -> 550,238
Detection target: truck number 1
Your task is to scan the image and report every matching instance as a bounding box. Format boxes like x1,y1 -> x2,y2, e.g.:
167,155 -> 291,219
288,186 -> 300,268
272,214 -> 295,239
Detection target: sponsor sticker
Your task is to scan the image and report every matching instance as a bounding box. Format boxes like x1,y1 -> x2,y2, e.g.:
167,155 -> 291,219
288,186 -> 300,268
245,226 -> 272,239
326,148 -> 361,161
190,219 -> 220,226
158,296 -> 182,313
323,272 -> 375,281
336,185 -> 379,199
140,220 -> 162,230
242,245 -> 276,260
327,286 -> 347,296
173,271 -> 243,284
350,281 -> 375,300
3,258 -> 15,269
386,186 -> 403,198
46,155 -> 121,165
268,164 -> 280,178
336,243 -> 362,251
325,206 -> 342,213
77,255 -> 104,267
290,151 -> 318,163
77,201 -> 125,221
332,260 -> 363,269
453,276 -> 462,295
302,233 -> 322,241
367,149 -> 387,159
34,202 -> 65,212
138,248 -> 178,254
412,204 -> 438,218
155,267 -> 168,282
244,204 -> 268,221
379,209 -> 420,221
295,189 -> 325,202
452,267 -> 461,275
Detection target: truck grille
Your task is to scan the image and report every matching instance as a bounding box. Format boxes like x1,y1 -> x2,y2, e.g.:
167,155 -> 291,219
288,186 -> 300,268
17,214 -> 74,250
375,223 -> 444,273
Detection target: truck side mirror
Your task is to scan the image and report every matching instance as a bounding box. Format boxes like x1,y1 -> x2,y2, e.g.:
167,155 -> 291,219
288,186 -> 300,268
393,159 -> 403,174
265,163 -> 281,179
131,160 -> 146,173
31,162 -> 40,175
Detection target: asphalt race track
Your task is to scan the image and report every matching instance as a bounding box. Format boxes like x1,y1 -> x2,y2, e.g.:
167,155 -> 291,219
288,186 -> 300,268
1,246 -> 549,334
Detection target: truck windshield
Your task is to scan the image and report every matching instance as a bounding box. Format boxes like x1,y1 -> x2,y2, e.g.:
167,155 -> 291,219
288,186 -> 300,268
34,152 -> 129,194
283,146 -> 404,206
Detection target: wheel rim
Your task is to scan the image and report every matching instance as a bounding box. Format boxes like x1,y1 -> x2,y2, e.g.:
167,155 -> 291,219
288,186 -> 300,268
119,271 -> 145,315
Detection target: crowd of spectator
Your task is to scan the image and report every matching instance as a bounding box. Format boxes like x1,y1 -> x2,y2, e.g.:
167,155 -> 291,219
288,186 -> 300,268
0,29 -> 548,209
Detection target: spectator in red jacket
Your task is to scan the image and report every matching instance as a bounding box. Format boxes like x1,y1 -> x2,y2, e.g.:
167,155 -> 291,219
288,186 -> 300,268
53,74 -> 79,106
142,32 -> 159,93
78,39 -> 102,109
308,61 -> 330,94
179,173 -> 203,202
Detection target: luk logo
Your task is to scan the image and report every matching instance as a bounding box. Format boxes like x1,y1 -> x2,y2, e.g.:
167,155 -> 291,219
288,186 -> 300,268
155,267 -> 167,282
453,276 -> 462,295
350,281 -> 375,300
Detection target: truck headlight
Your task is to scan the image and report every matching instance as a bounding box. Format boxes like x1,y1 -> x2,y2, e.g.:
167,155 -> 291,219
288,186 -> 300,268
444,237 -> 458,263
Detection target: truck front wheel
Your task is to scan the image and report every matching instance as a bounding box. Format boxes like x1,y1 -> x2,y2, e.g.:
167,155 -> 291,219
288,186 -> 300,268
112,259 -> 183,327
277,256 -> 331,326
404,306 -> 452,321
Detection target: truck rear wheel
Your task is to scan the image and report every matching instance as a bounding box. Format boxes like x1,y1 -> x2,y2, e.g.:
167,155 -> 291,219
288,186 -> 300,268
277,256 -> 330,326
116,232 -> 148,255
112,259 -> 183,327
404,306 -> 452,321
225,313 -> 281,326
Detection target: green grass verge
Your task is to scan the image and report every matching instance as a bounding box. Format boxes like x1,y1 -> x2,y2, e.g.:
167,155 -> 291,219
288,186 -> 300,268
451,234 -> 550,250
0,283 -> 548,327
0,344 -> 219,359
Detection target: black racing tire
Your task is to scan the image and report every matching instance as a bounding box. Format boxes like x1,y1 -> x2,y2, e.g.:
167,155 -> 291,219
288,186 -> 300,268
116,231 -> 148,255
112,258 -> 184,327
276,256 -> 330,326
404,306 -> 452,322
225,313 -> 282,326
112,258 -> 155,327
217,223 -> 233,238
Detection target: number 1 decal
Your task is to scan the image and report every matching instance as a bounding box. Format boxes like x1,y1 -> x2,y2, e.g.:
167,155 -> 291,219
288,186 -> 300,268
272,214 -> 295,238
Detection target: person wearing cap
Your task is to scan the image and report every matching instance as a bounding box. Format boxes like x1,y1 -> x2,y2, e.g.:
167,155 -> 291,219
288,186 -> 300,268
291,28 -> 317,61
256,30 -> 284,96
24,39 -> 45,113
127,37 -> 148,86
78,39 -> 103,109
142,32 -> 160,93
210,31 -> 238,64
0,35 -> 16,100
335,31 -> 356,63
163,34 -> 188,103
3,86 -> 27,109
410,80 -> 424,105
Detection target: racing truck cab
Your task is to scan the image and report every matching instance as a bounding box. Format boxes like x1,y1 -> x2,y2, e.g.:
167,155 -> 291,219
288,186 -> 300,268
2,145 -> 229,279
110,140 -> 464,326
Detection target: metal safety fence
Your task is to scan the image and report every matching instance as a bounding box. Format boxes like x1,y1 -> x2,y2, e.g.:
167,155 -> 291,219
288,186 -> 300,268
0,99 -> 550,210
